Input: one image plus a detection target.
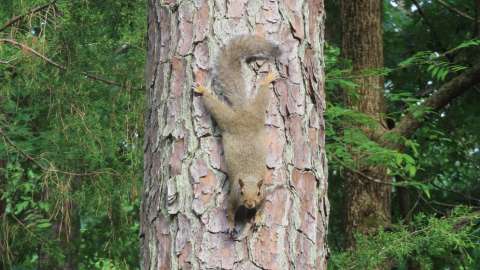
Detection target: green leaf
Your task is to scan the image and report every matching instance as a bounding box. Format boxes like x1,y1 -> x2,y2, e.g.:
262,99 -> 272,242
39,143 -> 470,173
407,165 -> 417,177
36,222 -> 52,229
14,201 -> 29,215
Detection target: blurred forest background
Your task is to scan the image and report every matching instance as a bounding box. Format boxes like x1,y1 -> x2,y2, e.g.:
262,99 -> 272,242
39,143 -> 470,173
0,0 -> 479,269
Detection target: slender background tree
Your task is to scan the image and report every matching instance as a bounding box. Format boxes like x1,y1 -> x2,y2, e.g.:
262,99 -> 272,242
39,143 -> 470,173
339,0 -> 390,247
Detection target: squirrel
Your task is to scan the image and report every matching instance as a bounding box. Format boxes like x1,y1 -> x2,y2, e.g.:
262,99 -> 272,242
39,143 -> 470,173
194,35 -> 280,236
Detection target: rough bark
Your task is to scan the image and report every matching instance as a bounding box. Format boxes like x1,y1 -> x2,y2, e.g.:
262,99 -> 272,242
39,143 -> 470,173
340,0 -> 391,248
141,1 -> 329,269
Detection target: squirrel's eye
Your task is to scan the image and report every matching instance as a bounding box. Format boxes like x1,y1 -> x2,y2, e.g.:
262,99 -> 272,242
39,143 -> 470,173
257,192 -> 261,196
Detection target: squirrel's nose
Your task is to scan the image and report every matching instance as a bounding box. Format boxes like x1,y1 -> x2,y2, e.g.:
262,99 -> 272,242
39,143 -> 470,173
245,201 -> 255,209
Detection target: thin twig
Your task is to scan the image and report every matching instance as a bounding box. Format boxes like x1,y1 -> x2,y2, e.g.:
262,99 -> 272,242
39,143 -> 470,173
430,182 -> 480,203
0,127 -> 43,166
10,214 -> 46,243
0,127 -> 119,177
437,0 -> 475,21
418,192 -> 480,211
418,193 -> 446,214
411,0 -> 447,52
331,155 -> 395,186
0,38 -> 64,68
0,1 -> 57,32
0,57 -> 16,64
405,196 -> 421,222
0,38 -> 122,87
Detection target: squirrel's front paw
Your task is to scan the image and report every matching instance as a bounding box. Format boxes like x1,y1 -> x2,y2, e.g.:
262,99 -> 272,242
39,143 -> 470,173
193,83 -> 209,95
260,70 -> 280,86
228,227 -> 238,239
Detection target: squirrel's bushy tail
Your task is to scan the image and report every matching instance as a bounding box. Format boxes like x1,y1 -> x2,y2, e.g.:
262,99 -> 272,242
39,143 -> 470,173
214,35 -> 280,107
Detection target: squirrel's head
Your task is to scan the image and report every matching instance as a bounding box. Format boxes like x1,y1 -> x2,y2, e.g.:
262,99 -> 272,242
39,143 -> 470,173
238,176 -> 264,209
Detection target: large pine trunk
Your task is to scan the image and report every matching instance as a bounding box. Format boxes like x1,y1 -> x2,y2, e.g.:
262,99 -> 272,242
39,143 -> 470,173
340,0 -> 391,248
141,0 -> 329,269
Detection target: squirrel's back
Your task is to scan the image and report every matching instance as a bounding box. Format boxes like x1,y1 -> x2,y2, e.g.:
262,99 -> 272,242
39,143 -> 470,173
214,35 -> 280,107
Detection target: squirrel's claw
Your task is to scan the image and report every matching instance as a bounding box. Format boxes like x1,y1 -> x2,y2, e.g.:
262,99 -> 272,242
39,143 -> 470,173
260,70 -> 280,86
193,83 -> 209,95
228,227 -> 239,239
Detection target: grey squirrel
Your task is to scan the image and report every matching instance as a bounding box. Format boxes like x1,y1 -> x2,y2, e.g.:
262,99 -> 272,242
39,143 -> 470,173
194,35 -> 280,236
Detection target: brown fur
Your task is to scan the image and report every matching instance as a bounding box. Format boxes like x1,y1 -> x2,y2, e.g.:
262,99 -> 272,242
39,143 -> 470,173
214,35 -> 281,107
194,35 -> 279,234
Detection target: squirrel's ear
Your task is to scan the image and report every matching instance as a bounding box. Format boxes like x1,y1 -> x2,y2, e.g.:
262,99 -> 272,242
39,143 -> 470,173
239,179 -> 244,188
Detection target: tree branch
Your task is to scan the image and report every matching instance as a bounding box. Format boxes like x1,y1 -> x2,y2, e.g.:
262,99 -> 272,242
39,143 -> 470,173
0,38 -> 122,87
391,62 -> 480,139
0,1 -> 57,32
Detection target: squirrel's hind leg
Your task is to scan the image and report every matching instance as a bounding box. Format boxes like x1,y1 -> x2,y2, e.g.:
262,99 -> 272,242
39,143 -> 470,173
247,71 -> 279,117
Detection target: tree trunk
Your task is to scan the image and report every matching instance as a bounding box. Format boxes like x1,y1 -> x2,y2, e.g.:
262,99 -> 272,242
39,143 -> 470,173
340,0 -> 390,248
141,0 -> 329,269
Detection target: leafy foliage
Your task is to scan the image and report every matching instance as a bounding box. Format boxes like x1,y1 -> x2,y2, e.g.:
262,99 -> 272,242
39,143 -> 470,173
325,1 -> 480,267
330,207 -> 480,270
325,43 -> 419,183
398,50 -> 468,81
0,1 -> 145,269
